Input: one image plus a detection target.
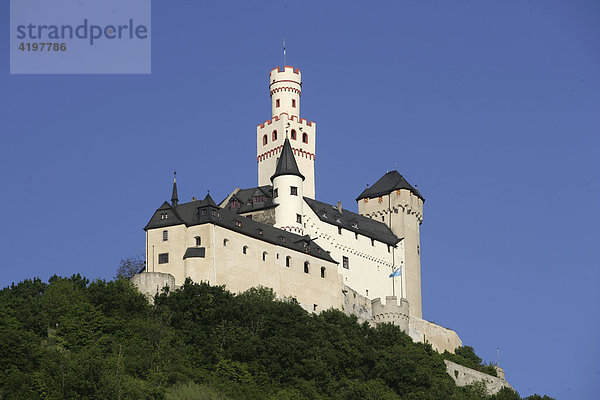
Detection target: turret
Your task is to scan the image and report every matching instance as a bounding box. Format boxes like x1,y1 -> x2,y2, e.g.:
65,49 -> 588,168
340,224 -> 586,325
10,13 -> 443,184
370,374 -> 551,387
357,171 -> 425,318
271,139 -> 305,234
257,65 -> 316,199
270,66 -> 301,118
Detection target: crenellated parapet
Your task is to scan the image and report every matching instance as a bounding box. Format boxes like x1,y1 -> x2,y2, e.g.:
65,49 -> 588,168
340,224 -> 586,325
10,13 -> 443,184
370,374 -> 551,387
371,296 -> 410,332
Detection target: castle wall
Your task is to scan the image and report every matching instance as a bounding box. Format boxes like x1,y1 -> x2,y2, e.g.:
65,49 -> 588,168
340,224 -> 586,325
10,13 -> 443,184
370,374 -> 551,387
303,203 -> 400,301
408,315 -> 462,353
146,223 -> 343,313
342,285 -> 373,322
129,272 -> 176,304
444,360 -> 512,395
358,190 -> 424,318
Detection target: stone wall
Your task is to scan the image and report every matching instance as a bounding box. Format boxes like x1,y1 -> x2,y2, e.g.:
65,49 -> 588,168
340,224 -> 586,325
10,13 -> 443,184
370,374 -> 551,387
444,360 -> 512,395
130,272 -> 177,303
342,285 -> 372,322
408,316 -> 462,353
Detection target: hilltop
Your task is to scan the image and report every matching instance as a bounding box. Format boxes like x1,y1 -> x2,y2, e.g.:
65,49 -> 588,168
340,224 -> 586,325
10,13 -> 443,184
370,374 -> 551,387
0,275 -> 553,400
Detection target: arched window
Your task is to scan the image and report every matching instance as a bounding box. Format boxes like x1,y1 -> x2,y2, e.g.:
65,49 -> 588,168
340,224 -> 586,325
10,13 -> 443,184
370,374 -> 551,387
320,267 -> 326,278
223,239 -> 229,247
272,130 -> 278,141
195,236 -> 201,246
304,261 -> 310,274
302,133 -> 308,143
262,251 -> 267,261
285,256 -> 291,268
291,129 -> 296,140
263,135 -> 268,145
243,246 -> 248,255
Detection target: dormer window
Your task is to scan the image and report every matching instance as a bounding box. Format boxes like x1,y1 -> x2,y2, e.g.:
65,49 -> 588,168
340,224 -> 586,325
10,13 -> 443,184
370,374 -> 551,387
235,221 -> 242,228
258,229 -> 264,236
212,210 -> 217,216
280,236 -> 286,243
201,209 -> 207,216
352,222 -> 358,229
254,195 -> 265,203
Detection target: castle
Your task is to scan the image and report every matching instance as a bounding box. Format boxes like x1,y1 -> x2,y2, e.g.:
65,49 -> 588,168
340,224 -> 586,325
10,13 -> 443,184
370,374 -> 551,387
133,65 -> 463,354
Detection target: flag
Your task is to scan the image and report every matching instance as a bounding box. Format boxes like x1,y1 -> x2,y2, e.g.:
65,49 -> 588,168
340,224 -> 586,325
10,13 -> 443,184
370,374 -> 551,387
389,268 -> 401,278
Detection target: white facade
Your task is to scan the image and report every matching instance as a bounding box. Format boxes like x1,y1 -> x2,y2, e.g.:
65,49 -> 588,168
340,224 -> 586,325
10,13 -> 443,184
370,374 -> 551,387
272,174 -> 304,235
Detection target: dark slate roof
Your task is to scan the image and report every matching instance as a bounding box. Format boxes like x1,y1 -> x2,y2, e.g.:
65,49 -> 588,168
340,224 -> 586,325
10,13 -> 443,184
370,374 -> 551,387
183,247 -> 206,259
145,195 -> 336,264
222,185 -> 276,214
304,197 -> 402,246
171,178 -> 179,206
271,138 -> 305,181
356,171 -> 424,201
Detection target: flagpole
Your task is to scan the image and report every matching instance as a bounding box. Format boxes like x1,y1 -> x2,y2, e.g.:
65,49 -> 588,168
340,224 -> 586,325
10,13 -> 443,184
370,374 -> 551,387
283,39 -> 286,66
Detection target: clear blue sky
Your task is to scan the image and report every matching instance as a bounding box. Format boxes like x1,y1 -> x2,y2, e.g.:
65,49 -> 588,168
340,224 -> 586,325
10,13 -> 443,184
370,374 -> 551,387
1,1 -> 598,398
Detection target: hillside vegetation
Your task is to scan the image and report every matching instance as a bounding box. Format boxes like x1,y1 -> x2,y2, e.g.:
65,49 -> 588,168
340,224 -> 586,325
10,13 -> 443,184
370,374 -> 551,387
0,275 -> 553,400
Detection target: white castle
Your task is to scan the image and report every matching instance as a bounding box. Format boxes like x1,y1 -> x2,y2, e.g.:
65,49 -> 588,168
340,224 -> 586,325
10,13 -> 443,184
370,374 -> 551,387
133,65 -> 462,353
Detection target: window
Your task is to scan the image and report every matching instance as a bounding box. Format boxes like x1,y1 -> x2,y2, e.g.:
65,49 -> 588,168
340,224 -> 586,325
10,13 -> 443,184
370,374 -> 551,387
235,221 -> 242,228
245,215 -> 253,220
158,253 -> 169,264
201,209 -> 207,216
387,245 -> 391,253
272,130 -> 278,141
276,99 -> 280,108
304,261 -> 310,274
195,236 -> 201,246
292,99 -> 296,108
343,256 -> 349,269
338,227 -> 342,235
352,221 -> 358,229
273,188 -> 278,198
320,267 -> 326,278
223,239 -> 229,247
382,216 -> 385,222
212,210 -> 217,216
230,200 -> 240,208
262,251 -> 267,261
355,232 -> 358,240
263,135 -> 268,145
366,289 -> 369,297
291,129 -> 296,140
313,304 -> 318,311
286,256 -> 291,267
254,195 -> 265,203
258,229 -> 264,236
296,214 -> 302,223
417,245 -> 420,255
371,239 -> 375,247
290,186 -> 298,196
280,236 -> 286,243
160,213 -> 169,220
243,246 -> 248,254
302,133 -> 308,143
162,230 -> 168,241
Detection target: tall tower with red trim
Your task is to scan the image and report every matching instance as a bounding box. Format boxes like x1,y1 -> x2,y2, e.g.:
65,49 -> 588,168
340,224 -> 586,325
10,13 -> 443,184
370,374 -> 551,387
257,66 -> 316,199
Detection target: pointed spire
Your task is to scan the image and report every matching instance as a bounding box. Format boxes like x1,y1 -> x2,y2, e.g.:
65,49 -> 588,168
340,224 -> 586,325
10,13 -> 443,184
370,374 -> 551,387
270,139 -> 305,181
171,170 -> 178,206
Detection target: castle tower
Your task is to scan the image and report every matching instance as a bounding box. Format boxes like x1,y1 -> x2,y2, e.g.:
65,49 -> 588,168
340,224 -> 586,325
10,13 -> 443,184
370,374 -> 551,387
271,139 -> 305,234
257,66 -> 316,199
356,171 -> 425,318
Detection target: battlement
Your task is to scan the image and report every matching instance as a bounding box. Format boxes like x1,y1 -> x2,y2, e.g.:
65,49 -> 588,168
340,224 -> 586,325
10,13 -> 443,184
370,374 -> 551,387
257,113 -> 316,129
371,296 -> 410,331
270,65 -> 301,76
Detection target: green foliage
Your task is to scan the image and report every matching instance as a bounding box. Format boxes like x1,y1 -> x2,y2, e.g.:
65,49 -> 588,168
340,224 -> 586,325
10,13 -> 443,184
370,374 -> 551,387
0,275 -> 554,400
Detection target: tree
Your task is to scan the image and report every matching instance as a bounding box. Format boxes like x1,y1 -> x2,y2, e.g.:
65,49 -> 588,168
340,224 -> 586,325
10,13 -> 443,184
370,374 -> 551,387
116,256 -> 145,279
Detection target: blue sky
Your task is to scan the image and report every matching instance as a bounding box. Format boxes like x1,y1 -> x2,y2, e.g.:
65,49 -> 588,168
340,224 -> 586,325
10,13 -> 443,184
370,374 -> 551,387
1,1 -> 599,398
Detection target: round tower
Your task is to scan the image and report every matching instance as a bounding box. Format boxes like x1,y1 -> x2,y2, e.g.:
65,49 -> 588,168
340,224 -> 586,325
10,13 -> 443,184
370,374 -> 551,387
271,139 -> 305,234
270,66 -> 301,118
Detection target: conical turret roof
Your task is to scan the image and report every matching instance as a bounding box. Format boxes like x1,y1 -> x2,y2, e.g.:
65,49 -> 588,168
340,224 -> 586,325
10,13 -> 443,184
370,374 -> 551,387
270,139 -> 305,181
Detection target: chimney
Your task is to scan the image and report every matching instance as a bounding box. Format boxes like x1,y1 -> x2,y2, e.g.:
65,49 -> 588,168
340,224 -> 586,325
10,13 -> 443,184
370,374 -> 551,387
336,202 -> 342,213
